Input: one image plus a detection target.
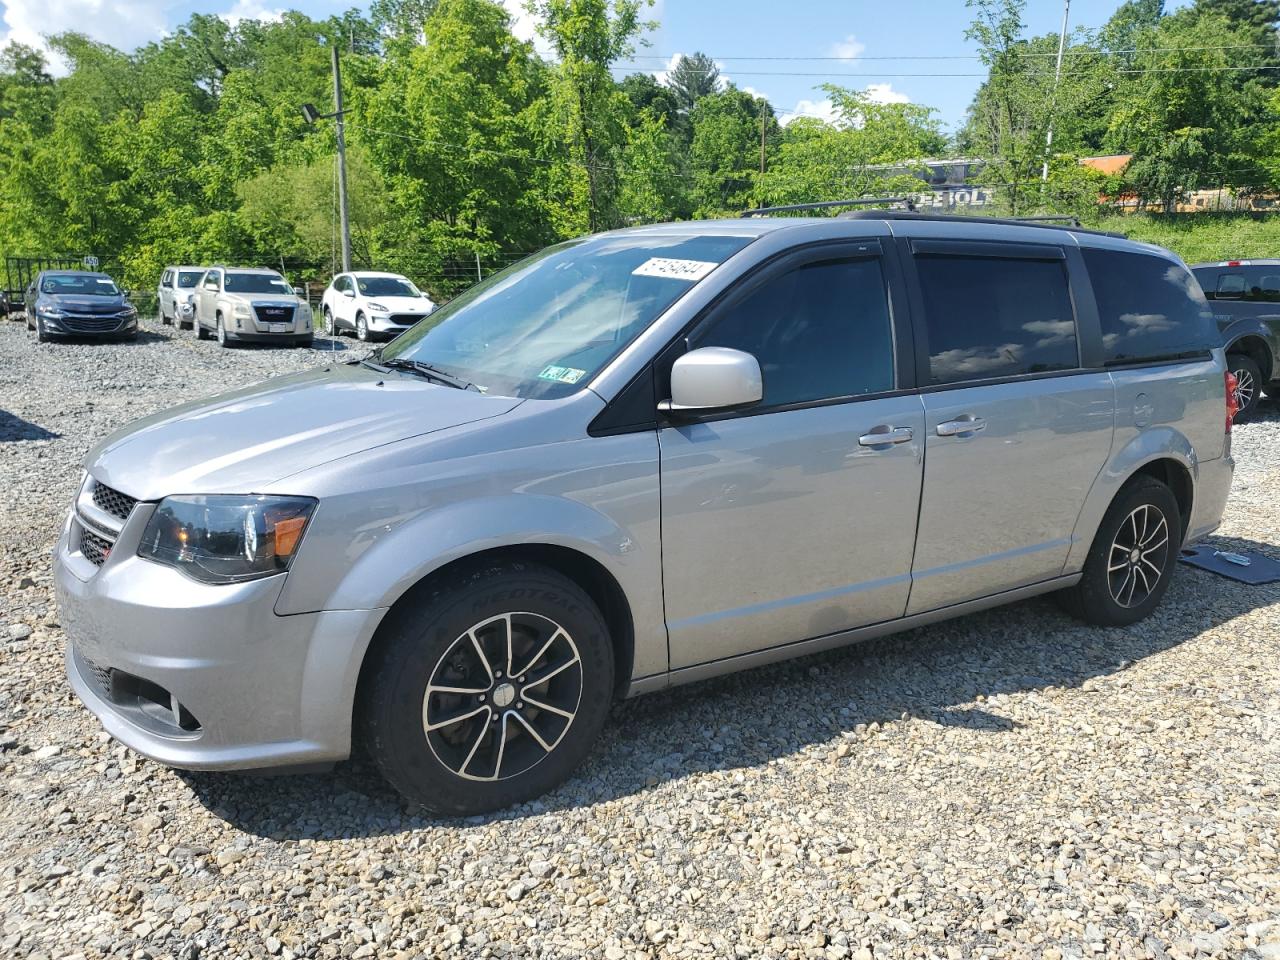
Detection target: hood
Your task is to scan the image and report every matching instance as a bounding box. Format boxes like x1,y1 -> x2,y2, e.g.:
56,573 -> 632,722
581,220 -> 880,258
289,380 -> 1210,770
227,292 -> 300,304
87,364 -> 523,500
43,293 -> 127,313
369,295 -> 434,311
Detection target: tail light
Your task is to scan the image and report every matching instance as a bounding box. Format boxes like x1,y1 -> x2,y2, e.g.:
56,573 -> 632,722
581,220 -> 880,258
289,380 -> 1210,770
1225,371 -> 1240,433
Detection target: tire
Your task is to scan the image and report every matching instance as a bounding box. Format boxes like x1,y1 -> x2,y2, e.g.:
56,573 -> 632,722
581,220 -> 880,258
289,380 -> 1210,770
356,312 -> 369,342
36,316 -> 48,342
1227,353 -> 1263,422
1056,477 -> 1182,627
216,314 -> 231,348
160,308 -> 171,326
26,312 -> 33,332
323,307 -> 334,336
360,560 -> 615,816
196,318 -> 209,340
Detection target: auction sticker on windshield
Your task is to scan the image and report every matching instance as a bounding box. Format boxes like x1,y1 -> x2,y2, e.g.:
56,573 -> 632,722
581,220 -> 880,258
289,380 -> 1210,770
631,258 -> 718,282
538,365 -> 587,384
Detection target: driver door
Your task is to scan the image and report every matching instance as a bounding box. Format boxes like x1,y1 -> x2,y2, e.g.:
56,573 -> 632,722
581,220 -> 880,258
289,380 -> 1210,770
197,270 -> 221,327
658,242 -> 925,669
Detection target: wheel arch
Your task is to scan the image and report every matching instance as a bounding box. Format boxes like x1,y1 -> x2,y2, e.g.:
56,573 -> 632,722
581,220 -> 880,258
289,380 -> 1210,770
352,543 -> 637,732
1225,333 -> 1273,383
1066,431 -> 1198,573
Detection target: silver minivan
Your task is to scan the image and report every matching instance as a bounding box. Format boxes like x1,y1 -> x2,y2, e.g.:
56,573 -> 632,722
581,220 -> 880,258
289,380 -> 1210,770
55,213 -> 1236,815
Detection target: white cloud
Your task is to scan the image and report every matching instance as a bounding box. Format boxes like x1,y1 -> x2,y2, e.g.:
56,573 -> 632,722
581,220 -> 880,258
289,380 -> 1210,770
0,0 -> 169,67
780,97 -> 839,126
651,51 -> 683,85
829,33 -> 864,62
500,0 -> 556,59
865,82 -> 909,105
221,0 -> 285,27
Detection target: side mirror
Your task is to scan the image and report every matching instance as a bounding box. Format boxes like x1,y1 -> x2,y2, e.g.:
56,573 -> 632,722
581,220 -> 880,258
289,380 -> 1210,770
293,286 -> 305,297
659,346 -> 763,415
342,288 -> 356,298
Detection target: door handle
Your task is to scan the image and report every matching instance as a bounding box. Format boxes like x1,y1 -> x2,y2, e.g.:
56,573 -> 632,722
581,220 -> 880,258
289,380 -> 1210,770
936,417 -> 987,437
858,425 -> 914,447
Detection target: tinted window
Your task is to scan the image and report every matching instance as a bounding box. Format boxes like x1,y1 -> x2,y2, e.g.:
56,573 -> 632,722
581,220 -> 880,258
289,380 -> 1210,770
1215,273 -> 1246,298
225,272 -> 291,294
692,256 -> 894,406
41,274 -> 120,297
1085,249 -> 1217,364
915,254 -> 1077,384
357,276 -> 420,297
177,271 -> 203,288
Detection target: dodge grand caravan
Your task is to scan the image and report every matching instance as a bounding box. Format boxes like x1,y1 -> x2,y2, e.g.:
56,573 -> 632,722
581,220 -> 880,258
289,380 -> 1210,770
56,212 -> 1236,815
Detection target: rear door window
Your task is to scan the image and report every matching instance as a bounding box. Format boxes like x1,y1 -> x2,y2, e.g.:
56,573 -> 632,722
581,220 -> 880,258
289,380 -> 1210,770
914,250 -> 1078,385
1084,249 -> 1216,364
1214,273 -> 1246,299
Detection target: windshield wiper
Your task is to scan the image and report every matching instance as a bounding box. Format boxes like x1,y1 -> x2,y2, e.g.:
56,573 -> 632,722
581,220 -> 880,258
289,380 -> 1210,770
379,357 -> 478,391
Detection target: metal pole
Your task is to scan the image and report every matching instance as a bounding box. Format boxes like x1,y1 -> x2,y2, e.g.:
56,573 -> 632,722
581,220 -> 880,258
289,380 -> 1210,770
332,45 -> 353,273
1041,0 -> 1071,182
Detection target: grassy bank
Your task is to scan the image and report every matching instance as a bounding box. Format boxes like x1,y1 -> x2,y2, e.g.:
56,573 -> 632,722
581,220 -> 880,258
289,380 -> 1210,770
1095,212 -> 1280,264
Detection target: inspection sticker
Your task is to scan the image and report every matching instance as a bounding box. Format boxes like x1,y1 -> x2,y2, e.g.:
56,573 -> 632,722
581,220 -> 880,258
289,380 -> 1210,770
538,365 -> 587,384
631,257 -> 718,282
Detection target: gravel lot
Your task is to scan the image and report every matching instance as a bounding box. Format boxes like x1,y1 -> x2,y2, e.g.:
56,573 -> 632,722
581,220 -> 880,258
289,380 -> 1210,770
1,316 -> 1278,960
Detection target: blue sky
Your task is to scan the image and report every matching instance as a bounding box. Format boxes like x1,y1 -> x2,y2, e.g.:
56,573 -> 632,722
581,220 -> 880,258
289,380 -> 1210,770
3,0 -> 1186,132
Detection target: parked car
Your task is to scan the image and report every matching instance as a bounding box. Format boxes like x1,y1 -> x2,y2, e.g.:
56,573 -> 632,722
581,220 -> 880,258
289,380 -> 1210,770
191,267 -> 313,348
321,271 -> 435,341
24,270 -> 139,342
56,213 -> 1235,816
1190,259 -> 1280,420
156,266 -> 207,331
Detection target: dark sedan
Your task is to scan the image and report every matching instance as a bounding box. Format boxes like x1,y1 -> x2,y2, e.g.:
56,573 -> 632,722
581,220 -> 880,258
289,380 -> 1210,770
24,271 -> 139,342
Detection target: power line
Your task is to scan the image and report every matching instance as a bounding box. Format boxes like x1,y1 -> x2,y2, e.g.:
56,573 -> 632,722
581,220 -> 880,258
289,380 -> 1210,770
622,44 -> 1277,62
612,64 -> 1280,78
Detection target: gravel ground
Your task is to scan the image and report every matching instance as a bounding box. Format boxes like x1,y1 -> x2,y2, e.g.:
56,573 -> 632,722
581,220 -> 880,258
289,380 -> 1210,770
1,316 -> 1278,960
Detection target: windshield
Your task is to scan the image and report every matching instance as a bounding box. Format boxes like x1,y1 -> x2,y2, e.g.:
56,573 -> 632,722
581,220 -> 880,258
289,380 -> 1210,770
357,276 -> 421,298
42,274 -> 119,297
177,271 -> 203,287
225,272 -> 292,295
381,234 -> 752,398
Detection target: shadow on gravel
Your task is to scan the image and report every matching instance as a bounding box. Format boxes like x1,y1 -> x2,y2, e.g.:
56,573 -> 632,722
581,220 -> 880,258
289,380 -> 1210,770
180,533 -> 1280,838
0,410 -> 60,441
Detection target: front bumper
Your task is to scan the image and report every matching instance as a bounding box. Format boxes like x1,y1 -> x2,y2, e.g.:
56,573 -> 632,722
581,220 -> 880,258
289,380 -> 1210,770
40,313 -> 137,338
366,313 -> 419,334
55,503 -> 383,771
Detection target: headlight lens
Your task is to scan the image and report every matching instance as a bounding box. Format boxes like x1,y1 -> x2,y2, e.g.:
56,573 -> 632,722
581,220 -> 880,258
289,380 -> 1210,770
233,303 -> 251,318
39,305 -> 65,318
137,495 -> 316,584
367,301 -> 389,313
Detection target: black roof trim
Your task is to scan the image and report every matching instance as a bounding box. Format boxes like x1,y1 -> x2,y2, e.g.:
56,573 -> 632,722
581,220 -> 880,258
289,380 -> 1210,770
739,197 -> 915,218
833,209 -> 1127,238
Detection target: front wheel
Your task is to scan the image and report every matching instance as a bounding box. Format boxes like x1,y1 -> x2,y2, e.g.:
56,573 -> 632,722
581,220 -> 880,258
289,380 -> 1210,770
216,315 -> 231,348
360,561 -> 615,816
1057,477 -> 1181,627
1228,353 -> 1263,422
323,307 -> 334,336
356,313 -> 369,342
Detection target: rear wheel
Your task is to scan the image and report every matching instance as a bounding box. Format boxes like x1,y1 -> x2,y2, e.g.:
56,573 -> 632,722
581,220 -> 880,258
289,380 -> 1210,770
1227,353 -> 1263,421
1057,477 -> 1181,627
196,317 -> 209,340
360,561 -> 615,816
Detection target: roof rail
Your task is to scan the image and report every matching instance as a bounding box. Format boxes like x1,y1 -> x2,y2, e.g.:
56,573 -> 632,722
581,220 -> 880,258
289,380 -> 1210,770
1010,214 -> 1082,227
833,209 -> 1125,238
738,197 -> 916,218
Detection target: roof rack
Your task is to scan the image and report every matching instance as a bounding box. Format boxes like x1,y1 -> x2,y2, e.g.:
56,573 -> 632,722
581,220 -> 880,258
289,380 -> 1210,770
739,197 -> 916,218
833,209 -> 1125,238
1010,214 -> 1082,227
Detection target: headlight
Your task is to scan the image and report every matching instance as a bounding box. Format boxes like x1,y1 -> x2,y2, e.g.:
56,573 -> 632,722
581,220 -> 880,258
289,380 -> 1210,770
233,303 -> 251,318
367,302 -> 389,313
38,305 -> 65,318
298,302 -> 312,318
137,495 -> 316,584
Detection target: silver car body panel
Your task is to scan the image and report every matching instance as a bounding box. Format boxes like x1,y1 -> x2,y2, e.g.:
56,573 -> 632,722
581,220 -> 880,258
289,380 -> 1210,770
57,215 -> 1234,770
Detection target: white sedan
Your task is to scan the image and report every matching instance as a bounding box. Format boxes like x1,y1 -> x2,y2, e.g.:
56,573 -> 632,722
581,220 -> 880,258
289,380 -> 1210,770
321,271 -> 435,341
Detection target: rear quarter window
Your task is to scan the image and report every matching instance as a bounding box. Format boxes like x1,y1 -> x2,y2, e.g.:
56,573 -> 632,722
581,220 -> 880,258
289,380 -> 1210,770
1084,248 -> 1218,364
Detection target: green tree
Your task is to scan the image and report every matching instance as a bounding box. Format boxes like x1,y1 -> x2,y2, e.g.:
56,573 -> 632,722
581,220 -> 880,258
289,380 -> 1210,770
688,86 -> 774,216
1195,0 -> 1280,43
531,0 -> 652,232
665,50 -> 720,138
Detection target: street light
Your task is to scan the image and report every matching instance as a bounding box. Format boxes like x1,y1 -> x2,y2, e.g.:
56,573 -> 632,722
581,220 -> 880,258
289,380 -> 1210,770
301,45 -> 352,273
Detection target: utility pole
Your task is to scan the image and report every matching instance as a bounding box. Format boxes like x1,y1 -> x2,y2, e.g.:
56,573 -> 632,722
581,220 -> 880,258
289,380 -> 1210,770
332,45 -> 352,273
1041,0 -> 1071,182
759,102 -> 767,176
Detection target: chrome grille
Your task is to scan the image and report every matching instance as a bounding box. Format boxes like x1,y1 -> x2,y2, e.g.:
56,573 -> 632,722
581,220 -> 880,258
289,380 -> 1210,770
79,527 -> 112,566
60,314 -> 126,333
254,304 -> 295,324
90,481 -> 137,521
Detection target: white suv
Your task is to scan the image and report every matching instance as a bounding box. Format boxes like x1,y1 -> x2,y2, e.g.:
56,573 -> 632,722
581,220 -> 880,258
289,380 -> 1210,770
321,271 -> 435,341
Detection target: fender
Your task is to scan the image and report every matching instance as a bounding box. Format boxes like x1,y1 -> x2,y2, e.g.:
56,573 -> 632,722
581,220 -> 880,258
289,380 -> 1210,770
1064,426 -> 1198,574
1218,315 -> 1280,381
